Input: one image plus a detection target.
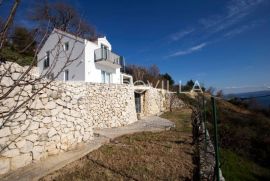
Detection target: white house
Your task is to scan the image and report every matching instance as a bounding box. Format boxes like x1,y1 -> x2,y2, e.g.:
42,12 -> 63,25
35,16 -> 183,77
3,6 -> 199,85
37,28 -> 132,84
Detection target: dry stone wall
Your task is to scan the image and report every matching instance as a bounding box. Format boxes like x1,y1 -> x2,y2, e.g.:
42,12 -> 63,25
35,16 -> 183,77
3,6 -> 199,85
142,88 -> 184,116
0,62 -> 137,175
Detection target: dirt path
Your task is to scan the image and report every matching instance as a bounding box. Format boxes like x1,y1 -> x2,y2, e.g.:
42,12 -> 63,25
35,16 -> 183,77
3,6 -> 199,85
41,109 -> 196,181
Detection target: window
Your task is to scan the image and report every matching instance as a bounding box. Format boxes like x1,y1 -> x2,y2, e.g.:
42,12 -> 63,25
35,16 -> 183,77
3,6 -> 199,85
64,70 -> 69,81
101,44 -> 108,60
64,42 -> 69,51
101,71 -> 105,83
44,51 -> 50,69
101,71 -> 111,84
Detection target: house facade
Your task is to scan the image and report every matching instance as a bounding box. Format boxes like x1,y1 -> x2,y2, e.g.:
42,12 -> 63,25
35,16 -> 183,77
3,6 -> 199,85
37,29 -> 132,84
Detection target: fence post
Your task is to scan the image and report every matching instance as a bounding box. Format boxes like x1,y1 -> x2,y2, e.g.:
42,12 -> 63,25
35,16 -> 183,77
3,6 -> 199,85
211,97 -> 220,181
203,95 -> 207,153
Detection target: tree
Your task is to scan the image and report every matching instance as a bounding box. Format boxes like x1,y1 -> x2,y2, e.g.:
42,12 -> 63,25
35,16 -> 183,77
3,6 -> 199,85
181,80 -> 194,91
0,0 -> 20,50
0,0 -> 91,154
126,64 -> 147,82
30,1 -> 97,40
216,90 -> 224,98
161,73 -> 175,86
148,64 -> 160,78
11,26 -> 36,55
0,17 -> 3,31
206,87 -> 215,95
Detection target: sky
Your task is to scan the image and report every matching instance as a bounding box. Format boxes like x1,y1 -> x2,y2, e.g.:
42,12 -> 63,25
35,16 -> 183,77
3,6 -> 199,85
1,0 -> 270,93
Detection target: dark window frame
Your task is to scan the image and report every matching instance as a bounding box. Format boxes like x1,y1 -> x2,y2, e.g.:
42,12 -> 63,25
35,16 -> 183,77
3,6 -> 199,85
44,51 -> 50,69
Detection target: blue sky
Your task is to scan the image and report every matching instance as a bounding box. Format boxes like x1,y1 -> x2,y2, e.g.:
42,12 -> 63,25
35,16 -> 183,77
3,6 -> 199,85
1,0 -> 270,93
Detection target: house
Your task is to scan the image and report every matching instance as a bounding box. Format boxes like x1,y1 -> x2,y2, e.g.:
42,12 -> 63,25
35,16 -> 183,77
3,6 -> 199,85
37,29 -> 133,84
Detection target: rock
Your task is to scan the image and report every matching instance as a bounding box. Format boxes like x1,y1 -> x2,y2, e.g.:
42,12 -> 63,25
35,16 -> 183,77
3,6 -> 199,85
1,77 -> 14,87
28,122 -> 39,130
56,99 -> 66,107
25,134 -> 39,142
37,128 -> 48,134
11,153 -> 32,170
2,148 -> 20,157
32,146 -> 44,161
47,144 -> 59,155
13,113 -> 27,122
42,117 -> 51,124
45,102 -> 56,109
11,127 -> 22,135
8,86 -> 21,97
31,98 -> 44,109
51,109 -> 59,116
11,72 -> 21,80
48,128 -> 57,138
33,145 -> 44,153
0,127 -> 11,137
16,139 -> 26,148
32,150 -> 42,161
2,98 -> 16,109
0,106 -> 9,113
52,121 -> 60,127
20,141 -> 33,153
0,137 -> 8,146
63,109 -> 70,115
0,157 -> 10,175
70,110 -> 80,118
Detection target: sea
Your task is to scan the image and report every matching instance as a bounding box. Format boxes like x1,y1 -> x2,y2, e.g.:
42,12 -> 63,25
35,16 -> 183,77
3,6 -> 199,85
225,90 -> 270,109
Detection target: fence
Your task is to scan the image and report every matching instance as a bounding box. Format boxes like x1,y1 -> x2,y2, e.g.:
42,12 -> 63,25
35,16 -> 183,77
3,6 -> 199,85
191,94 -> 225,181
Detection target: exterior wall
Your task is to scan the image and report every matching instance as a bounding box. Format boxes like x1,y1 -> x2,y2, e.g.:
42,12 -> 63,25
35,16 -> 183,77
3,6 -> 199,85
84,38 -> 121,84
37,29 -> 86,81
0,62 -> 137,175
140,87 -> 184,117
143,88 -> 168,116
37,30 -> 121,84
85,83 -> 137,128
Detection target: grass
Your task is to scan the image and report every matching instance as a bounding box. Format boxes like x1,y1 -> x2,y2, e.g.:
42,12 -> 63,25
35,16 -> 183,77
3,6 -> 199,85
41,109 -> 196,181
221,149 -> 270,181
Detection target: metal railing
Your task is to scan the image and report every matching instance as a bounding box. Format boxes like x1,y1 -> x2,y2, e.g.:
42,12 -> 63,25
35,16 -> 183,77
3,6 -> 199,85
94,48 -> 122,65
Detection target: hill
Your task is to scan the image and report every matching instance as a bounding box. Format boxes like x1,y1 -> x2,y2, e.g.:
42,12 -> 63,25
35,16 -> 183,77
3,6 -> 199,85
178,93 -> 270,180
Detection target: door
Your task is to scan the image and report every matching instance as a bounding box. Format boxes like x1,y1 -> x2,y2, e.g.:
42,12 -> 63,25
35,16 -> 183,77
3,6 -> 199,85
101,44 -> 108,60
135,93 -> 141,113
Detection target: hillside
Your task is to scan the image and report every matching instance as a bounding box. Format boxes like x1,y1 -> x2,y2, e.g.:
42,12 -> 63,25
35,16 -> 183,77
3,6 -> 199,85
179,93 -> 270,180
0,46 -> 34,66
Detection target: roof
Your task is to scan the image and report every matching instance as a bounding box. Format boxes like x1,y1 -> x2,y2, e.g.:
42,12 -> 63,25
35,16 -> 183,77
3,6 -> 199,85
53,28 -> 104,44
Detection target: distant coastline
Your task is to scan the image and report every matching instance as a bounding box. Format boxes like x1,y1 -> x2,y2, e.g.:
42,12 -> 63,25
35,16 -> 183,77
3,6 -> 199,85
225,90 -> 270,109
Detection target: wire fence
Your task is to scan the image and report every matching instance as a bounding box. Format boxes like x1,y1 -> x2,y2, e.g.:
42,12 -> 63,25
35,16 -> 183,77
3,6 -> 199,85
184,91 -> 270,180
190,94 -> 225,181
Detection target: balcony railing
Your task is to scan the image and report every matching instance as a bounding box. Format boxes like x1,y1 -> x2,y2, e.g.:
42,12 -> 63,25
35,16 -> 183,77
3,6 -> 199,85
94,48 -> 122,66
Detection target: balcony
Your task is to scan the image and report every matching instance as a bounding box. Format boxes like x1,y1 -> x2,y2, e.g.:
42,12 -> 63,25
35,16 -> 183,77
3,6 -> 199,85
94,48 -> 122,69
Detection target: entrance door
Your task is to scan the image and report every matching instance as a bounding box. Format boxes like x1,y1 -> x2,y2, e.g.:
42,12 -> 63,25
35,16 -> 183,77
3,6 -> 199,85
135,93 -> 141,113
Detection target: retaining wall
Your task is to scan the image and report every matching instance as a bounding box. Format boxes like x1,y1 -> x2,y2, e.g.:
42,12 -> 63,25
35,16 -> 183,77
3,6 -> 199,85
0,62 -> 137,175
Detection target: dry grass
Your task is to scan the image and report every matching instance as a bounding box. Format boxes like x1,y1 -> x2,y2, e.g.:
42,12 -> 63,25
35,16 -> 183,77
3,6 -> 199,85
41,109 -> 196,181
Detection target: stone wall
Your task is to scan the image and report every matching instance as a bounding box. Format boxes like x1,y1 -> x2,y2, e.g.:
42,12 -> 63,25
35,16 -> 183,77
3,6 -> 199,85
141,88 -> 184,116
85,84 -> 137,128
0,62 -> 137,175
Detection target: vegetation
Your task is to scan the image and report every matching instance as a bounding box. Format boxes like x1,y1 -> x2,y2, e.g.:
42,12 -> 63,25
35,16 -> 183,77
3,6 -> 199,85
126,64 -> 177,90
41,109 -> 196,180
177,93 -> 270,181
0,46 -> 34,66
221,149 -> 270,181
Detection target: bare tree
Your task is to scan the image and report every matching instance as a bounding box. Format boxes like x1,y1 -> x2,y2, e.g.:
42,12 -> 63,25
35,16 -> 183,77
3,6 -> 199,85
29,1 -> 97,40
126,64 -> 147,82
206,87 -> 215,95
0,1 -> 92,153
0,0 -> 20,50
216,90 -> 224,98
